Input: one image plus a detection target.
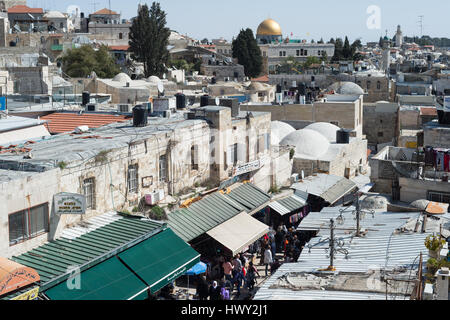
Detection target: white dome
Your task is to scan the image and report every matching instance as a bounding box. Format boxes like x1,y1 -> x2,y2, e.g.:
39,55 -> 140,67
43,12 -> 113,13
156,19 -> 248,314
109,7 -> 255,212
305,122 -> 341,143
328,81 -> 364,95
361,195 -> 389,211
271,121 -> 296,145
148,76 -> 161,83
112,73 -> 132,83
280,129 -> 330,159
410,199 -> 430,211
44,11 -> 66,18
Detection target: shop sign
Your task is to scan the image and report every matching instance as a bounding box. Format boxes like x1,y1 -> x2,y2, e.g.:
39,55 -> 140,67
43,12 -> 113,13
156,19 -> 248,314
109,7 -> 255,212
233,160 -> 261,177
10,287 -> 39,300
54,193 -> 86,215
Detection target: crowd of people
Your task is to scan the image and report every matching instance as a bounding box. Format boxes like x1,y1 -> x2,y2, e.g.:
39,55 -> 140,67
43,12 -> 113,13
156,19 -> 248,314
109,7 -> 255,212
191,224 -> 306,300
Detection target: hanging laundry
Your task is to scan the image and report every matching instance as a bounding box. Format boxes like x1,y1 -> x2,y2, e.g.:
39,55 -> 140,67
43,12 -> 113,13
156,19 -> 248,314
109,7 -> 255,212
437,151 -> 445,171
445,152 -> 450,172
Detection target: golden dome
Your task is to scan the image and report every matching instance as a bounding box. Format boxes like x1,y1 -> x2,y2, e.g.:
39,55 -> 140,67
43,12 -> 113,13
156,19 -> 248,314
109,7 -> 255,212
256,19 -> 282,36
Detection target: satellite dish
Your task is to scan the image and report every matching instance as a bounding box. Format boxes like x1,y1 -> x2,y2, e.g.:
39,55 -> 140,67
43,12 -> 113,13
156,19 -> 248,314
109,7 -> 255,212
215,97 -> 220,106
157,81 -> 164,94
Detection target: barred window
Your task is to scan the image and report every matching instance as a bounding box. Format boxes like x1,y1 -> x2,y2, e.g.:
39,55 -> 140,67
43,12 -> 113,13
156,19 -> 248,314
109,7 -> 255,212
128,165 -> 138,193
159,155 -> 167,182
83,178 -> 95,209
428,191 -> 450,204
9,203 -> 49,246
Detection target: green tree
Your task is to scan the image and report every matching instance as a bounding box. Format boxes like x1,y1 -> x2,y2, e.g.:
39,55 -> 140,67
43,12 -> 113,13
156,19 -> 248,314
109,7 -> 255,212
60,45 -> 120,78
129,2 -> 170,78
303,56 -> 321,68
232,28 -> 263,78
343,36 -> 352,59
332,38 -> 344,62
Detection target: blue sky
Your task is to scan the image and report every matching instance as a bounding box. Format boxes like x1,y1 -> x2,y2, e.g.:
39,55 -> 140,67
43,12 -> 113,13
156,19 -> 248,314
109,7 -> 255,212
30,0 -> 449,43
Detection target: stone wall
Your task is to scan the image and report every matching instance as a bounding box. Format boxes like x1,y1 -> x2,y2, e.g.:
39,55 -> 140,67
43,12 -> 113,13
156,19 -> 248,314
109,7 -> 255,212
399,177 -> 450,203
363,102 -> 398,149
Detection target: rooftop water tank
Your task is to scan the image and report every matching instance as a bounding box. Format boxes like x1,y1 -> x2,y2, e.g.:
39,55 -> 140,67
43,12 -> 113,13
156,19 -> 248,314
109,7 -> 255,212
200,95 -> 210,107
132,105 -> 148,127
175,93 -> 186,109
336,129 -> 350,144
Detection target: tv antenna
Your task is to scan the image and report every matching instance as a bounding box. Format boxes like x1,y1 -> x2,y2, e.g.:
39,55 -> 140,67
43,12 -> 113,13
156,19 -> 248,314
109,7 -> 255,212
157,81 -> 165,97
418,15 -> 424,38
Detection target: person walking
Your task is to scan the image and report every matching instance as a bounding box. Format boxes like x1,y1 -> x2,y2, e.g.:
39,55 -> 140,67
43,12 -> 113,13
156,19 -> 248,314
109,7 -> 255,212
222,258 -> 234,286
232,255 -> 242,278
270,238 -> 277,261
264,245 -> 273,277
246,261 -> 260,291
232,268 -> 245,298
209,281 -> 221,301
196,275 -> 209,301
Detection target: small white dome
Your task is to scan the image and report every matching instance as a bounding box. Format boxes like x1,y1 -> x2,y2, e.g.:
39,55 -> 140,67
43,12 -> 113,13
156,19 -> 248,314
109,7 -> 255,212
44,11 -> 66,18
271,121 -> 296,146
280,129 -> 330,159
361,195 -> 389,211
148,76 -> 161,83
328,81 -> 364,95
410,199 -> 430,211
305,122 -> 341,143
112,73 -> 132,83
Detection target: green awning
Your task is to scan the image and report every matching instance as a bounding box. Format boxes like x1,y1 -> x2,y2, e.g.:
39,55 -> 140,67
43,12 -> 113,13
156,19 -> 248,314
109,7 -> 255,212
119,228 -> 200,296
43,228 -> 200,300
44,256 -> 148,300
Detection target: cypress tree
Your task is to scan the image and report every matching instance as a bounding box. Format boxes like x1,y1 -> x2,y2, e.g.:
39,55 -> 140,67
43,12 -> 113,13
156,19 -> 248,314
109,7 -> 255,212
129,2 -> 170,78
232,28 -> 263,78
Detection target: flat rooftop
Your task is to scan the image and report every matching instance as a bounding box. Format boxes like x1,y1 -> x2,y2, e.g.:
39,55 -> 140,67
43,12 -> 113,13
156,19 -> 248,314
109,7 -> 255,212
0,113 -> 206,172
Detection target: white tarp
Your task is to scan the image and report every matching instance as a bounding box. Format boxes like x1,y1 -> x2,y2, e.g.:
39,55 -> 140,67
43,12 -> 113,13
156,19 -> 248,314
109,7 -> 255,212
206,212 -> 269,256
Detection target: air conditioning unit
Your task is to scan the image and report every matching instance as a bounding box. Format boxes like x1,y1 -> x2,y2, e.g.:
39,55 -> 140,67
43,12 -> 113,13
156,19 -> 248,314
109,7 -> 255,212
158,189 -> 165,201
185,112 -> 196,120
117,104 -> 131,113
163,110 -> 172,118
145,191 -> 160,205
86,103 -> 97,112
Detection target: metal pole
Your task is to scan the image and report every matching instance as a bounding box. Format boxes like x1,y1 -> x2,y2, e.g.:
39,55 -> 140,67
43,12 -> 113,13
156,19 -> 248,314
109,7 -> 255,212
356,192 -> 361,237
330,219 -> 335,268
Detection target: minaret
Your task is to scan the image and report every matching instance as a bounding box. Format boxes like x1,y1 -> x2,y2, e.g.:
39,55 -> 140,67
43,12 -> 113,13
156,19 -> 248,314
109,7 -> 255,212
395,25 -> 403,48
381,34 -> 391,75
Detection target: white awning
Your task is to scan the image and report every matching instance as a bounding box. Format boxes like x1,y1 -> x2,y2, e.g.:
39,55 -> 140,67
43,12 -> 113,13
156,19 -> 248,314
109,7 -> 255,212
206,212 -> 269,256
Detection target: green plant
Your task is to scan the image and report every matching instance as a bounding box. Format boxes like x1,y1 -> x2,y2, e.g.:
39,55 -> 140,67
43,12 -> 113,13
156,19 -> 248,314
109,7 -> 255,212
57,161 -> 67,170
132,206 -> 140,213
149,205 -> 168,221
289,148 -> 295,160
425,235 -> 446,251
269,185 -> 281,194
95,150 -> 111,163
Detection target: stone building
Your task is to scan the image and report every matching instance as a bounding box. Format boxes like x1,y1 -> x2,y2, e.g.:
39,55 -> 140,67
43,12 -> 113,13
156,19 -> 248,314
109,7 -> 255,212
363,101 -> 399,152
242,93 -> 365,139
84,73 -> 178,104
278,123 -> 368,179
88,8 -> 131,46
43,11 -> 69,33
0,105 -> 285,258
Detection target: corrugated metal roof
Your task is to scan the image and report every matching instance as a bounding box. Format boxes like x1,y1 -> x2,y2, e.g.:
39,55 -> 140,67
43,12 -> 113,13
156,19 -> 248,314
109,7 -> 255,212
168,192 -> 245,242
40,113 -> 131,134
254,206 -> 433,300
269,195 -> 306,216
291,174 -> 343,197
320,178 -> 357,204
227,183 -> 271,212
10,212 -> 165,292
168,183 -> 271,242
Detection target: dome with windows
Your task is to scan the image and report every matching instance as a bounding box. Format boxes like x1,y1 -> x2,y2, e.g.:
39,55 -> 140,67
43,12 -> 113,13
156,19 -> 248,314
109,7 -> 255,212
256,19 -> 283,44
